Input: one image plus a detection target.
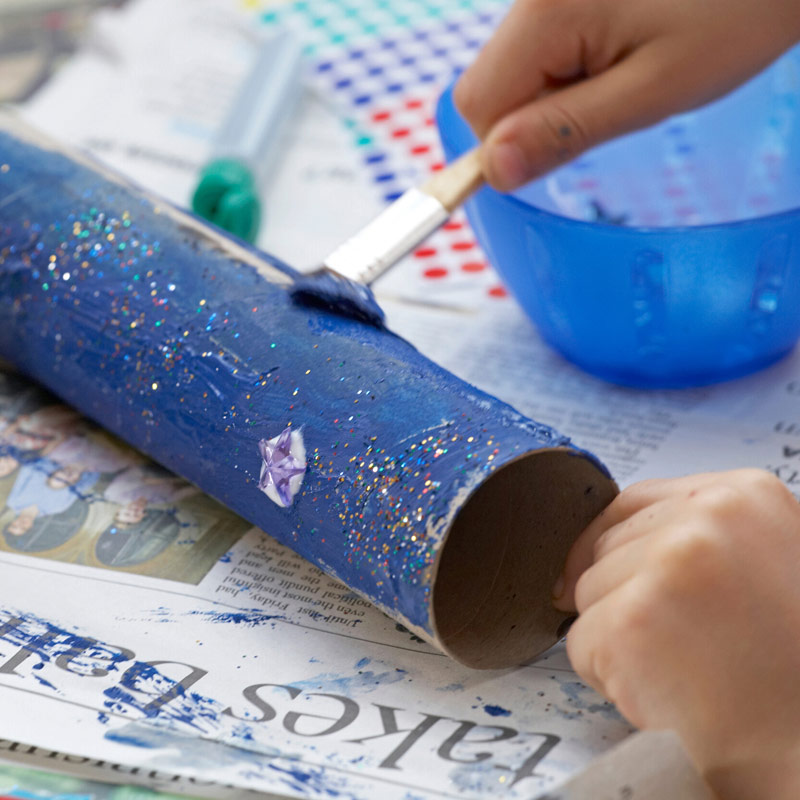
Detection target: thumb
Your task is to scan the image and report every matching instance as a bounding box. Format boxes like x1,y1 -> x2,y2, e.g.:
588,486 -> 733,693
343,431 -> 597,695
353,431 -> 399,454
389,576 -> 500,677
482,46 -> 679,192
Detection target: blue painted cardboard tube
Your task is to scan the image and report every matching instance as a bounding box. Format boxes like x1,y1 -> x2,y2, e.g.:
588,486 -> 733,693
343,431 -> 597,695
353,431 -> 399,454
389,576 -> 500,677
0,115 -> 617,668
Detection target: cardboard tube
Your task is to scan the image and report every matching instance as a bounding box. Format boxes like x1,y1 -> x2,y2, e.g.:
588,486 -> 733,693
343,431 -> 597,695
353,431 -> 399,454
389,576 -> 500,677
0,113 -> 617,667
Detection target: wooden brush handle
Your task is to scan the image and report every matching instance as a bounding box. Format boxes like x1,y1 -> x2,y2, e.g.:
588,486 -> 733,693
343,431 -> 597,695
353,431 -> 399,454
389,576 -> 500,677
420,148 -> 484,212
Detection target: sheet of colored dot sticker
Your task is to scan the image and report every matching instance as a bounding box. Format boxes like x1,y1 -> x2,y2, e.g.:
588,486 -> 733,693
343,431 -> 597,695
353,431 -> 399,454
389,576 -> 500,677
361,86 -> 510,306
256,0 -> 515,309
258,0 -> 508,58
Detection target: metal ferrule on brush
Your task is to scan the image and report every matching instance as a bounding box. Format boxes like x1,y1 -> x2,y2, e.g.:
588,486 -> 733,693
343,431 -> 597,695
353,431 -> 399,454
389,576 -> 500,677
323,188 -> 449,285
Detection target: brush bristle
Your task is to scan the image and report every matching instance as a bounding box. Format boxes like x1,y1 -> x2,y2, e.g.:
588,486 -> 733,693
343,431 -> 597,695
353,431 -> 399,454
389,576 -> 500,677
291,270 -> 386,328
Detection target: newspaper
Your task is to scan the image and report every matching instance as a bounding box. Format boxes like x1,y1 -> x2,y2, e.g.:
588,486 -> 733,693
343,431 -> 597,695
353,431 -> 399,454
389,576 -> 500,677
0,369 -> 634,800
2,293 -> 799,799
6,0 -> 800,796
386,298 -> 800,496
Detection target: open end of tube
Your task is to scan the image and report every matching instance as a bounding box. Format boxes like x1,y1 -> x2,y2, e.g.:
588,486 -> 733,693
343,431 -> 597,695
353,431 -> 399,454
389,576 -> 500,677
431,447 -> 618,669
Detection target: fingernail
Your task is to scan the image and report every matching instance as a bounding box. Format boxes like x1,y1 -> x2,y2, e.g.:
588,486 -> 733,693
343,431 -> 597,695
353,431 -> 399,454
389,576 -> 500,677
490,141 -> 529,190
552,574 -> 565,601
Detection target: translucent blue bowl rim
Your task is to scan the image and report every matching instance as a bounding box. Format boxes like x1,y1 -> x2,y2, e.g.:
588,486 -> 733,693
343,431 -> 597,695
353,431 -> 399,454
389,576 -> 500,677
437,83 -> 800,237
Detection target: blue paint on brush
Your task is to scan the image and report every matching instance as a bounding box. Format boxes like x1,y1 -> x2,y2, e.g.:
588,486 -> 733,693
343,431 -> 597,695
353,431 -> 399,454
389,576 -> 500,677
290,270 -> 385,328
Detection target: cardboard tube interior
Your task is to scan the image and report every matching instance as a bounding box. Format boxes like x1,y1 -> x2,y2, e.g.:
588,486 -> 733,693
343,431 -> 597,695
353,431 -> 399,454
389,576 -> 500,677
432,448 -> 618,669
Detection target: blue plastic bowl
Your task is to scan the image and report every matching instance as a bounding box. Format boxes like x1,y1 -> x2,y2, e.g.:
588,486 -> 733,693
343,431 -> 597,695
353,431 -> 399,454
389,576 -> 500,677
437,48 -> 800,387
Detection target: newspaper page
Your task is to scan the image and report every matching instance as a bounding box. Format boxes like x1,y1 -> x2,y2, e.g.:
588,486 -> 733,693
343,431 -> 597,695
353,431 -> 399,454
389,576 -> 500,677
0,369 -> 634,800
383,297 -> 800,497
9,0 -> 800,796
2,294 -> 800,800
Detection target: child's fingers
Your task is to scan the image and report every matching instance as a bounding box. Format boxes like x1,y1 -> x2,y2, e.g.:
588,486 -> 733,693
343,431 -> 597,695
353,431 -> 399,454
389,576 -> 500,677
453,0 -> 602,138
572,532 -> 656,614
562,580 -> 641,702
481,43 -> 692,191
569,491 -> 730,613
559,498 -> 679,613
552,472 -> 750,612
453,16 -> 546,137
551,482 -> 676,612
565,574 -> 694,734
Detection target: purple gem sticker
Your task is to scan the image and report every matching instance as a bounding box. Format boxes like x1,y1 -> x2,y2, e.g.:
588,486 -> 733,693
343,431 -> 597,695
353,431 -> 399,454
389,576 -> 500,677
257,427 -> 307,508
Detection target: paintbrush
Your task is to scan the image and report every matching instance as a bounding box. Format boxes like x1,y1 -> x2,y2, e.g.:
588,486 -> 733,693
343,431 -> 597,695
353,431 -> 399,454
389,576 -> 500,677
291,147 -> 484,326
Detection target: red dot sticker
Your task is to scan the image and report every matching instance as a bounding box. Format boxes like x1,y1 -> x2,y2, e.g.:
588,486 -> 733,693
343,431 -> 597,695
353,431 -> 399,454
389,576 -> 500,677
462,261 -> 486,273
430,162 -> 444,171
406,98 -> 424,109
392,128 -> 411,138
488,285 -> 508,298
424,267 -> 448,279
442,220 -> 463,231
414,247 -> 437,258
451,241 -> 475,251
410,144 -> 431,155
372,110 -> 391,122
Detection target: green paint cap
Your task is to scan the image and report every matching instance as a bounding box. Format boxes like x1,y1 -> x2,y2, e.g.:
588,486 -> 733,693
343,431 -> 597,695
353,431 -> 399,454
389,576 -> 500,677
192,158 -> 261,243
191,31 -> 303,244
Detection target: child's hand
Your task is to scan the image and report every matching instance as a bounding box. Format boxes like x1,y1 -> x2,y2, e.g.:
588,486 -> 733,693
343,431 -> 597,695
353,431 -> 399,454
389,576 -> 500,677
553,469 -> 800,799
455,0 -> 800,191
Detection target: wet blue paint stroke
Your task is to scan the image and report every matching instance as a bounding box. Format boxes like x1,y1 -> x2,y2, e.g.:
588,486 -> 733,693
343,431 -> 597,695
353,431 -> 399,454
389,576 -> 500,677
0,607 -> 241,736
31,661 -> 58,692
0,607 -> 131,678
185,609 -> 284,627
143,606 -> 284,628
105,722 -> 362,800
0,609 -> 385,798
